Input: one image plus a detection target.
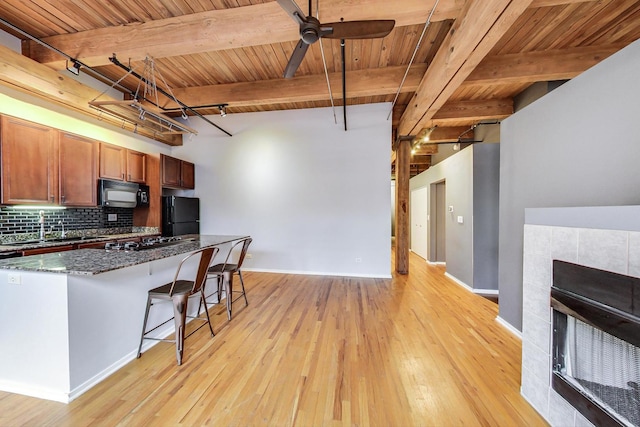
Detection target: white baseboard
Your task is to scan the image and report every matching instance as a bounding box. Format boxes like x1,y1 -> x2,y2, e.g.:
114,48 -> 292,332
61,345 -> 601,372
242,267 -> 392,279
444,272 -> 472,291
475,289 -> 499,297
0,380 -> 70,404
444,272 -> 499,298
495,316 -> 522,340
427,260 -> 446,266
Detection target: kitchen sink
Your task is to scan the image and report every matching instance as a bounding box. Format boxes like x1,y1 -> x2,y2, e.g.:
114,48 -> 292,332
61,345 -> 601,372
4,236 -> 107,246
46,236 -> 108,242
4,240 -> 43,246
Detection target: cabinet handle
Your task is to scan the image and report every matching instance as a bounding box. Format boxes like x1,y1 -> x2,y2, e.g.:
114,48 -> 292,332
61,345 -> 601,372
122,173 -> 125,180
61,195 -> 65,203
128,174 -> 131,181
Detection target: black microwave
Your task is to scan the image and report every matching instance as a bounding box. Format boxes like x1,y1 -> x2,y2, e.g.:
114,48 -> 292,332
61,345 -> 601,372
98,179 -> 149,208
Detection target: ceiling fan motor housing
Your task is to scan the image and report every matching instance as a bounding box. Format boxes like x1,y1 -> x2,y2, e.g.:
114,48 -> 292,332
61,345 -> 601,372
300,16 -> 321,44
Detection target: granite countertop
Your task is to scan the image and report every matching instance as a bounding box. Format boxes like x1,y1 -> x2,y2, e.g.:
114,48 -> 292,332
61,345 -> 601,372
0,235 -> 249,275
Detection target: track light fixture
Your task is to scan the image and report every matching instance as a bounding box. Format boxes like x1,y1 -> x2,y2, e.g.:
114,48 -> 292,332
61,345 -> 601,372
66,59 -> 81,76
217,104 -> 228,117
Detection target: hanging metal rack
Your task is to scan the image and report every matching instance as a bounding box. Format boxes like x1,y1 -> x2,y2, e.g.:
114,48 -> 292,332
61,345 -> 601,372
107,55 -> 232,137
0,16 -> 232,138
89,56 -> 199,136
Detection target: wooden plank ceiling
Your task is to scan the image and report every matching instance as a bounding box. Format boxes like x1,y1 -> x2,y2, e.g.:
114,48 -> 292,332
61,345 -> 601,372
1,0 -> 639,175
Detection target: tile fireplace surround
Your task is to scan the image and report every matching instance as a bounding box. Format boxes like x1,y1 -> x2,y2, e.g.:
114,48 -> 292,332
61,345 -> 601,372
521,206 -> 640,427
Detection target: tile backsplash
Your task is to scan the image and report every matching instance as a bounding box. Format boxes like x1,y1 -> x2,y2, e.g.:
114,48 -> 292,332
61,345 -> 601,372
0,206 -> 133,235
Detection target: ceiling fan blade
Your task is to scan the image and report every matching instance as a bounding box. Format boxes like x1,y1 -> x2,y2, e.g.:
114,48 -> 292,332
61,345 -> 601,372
276,0 -> 306,25
283,39 -> 309,79
321,20 -> 395,39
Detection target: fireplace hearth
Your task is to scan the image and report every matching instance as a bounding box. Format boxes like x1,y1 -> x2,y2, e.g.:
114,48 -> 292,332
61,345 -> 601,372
551,260 -> 640,427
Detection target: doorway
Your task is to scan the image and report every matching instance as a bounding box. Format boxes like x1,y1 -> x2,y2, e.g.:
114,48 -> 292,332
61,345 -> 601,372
430,180 -> 446,263
410,187 -> 428,260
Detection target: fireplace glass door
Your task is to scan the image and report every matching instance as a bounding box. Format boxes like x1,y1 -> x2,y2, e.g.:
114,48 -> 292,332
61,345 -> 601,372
551,260 -> 640,427
558,315 -> 640,426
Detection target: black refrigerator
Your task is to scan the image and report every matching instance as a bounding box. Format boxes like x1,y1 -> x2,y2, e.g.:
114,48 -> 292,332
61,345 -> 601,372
162,196 -> 200,236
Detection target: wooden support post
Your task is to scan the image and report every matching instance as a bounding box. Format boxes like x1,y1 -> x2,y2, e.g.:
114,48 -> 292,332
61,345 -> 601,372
395,137 -> 411,274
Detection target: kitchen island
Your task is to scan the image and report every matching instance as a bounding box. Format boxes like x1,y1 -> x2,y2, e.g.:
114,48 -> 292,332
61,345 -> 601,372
0,235 -> 248,403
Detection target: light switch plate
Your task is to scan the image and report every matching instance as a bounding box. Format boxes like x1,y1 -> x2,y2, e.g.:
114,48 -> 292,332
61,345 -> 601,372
457,216 -> 464,224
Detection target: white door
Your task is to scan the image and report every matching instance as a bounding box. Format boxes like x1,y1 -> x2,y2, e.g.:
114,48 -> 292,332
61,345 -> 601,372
410,187 -> 428,260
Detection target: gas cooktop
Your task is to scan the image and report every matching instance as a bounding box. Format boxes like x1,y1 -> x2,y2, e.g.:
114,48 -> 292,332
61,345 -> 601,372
105,236 -> 194,252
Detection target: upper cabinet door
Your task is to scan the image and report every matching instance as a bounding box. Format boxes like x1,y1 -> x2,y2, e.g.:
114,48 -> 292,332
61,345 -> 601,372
59,132 -> 97,206
181,161 -> 195,189
161,154 -> 181,188
99,142 -> 126,181
1,116 -> 58,204
127,150 -> 146,183
160,154 -> 195,189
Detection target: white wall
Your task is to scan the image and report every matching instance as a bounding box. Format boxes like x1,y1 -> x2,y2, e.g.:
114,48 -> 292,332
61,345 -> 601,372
499,38 -> 640,331
172,104 -> 392,278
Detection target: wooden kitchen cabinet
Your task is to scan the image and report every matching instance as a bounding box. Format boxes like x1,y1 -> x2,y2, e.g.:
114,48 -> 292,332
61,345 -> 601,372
59,132 -> 97,206
1,116 -> 59,205
76,241 -> 108,249
99,142 -> 146,183
99,142 -> 126,181
22,245 -> 74,256
160,154 -> 195,189
161,154 -> 181,187
180,160 -> 195,189
126,150 -> 146,183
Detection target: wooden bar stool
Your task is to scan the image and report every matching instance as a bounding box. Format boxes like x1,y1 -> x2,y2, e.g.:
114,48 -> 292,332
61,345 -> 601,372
137,246 -> 218,365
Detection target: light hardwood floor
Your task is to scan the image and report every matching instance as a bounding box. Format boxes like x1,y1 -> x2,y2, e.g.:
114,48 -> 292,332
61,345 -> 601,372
0,251 -> 547,426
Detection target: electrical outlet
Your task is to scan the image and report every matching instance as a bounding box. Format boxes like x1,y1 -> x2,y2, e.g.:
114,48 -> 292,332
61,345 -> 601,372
246,253 -> 253,259
8,273 -> 21,285
355,257 -> 362,263
108,214 -> 117,222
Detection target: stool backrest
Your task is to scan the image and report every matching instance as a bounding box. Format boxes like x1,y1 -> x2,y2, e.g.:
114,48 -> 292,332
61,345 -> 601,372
169,246 -> 218,296
221,237 -> 252,271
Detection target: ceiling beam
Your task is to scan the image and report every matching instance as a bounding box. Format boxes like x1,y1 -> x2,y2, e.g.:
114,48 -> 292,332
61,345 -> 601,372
389,125 -> 471,165
23,0 -> 460,69
410,155 -> 433,165
161,43 -> 613,109
531,0 -> 595,6
432,98 -> 513,122
0,44 -> 182,146
413,143 -> 439,155
463,44 -> 624,86
416,126 -> 472,142
164,64 -> 428,109
397,0 -> 535,136
22,0 -> 597,70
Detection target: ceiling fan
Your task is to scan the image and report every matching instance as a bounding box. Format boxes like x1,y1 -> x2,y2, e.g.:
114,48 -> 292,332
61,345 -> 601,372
276,0 -> 395,78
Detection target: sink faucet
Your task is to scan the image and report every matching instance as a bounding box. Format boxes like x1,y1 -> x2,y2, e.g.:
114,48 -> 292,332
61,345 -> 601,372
59,220 -> 66,238
38,210 -> 45,241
